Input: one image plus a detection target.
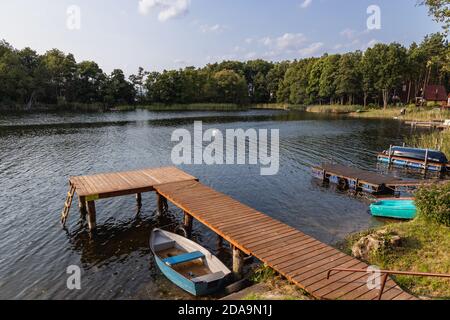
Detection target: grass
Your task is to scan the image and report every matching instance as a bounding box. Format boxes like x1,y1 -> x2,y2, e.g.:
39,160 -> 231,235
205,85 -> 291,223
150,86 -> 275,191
341,219 -> 450,299
115,103 -> 247,112
241,265 -> 311,300
350,106 -> 450,121
0,102 -> 106,112
406,129 -> 450,156
242,293 -> 300,300
253,103 -> 306,111
305,104 -> 450,121
306,104 -> 362,114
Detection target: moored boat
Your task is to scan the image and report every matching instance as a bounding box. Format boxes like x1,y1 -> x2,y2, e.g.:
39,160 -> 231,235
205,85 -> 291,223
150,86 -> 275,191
378,146 -> 448,172
150,228 -> 231,296
370,200 -> 417,220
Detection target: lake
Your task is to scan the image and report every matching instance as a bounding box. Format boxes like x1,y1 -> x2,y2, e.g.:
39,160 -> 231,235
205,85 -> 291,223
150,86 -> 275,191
0,109 -> 424,299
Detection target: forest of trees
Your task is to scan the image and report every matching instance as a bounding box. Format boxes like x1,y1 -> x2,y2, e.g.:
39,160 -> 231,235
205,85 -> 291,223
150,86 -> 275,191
0,0 -> 448,111
0,33 -> 448,110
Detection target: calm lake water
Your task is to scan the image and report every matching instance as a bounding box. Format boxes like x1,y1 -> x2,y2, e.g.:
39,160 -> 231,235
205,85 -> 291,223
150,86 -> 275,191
0,109 -> 427,300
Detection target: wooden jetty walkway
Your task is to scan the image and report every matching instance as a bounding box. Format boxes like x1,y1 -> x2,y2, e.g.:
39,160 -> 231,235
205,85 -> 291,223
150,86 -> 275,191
61,166 -> 417,300
405,120 -> 449,130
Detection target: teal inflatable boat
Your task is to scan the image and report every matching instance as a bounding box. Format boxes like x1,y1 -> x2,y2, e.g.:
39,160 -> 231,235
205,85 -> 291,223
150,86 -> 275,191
370,200 -> 417,220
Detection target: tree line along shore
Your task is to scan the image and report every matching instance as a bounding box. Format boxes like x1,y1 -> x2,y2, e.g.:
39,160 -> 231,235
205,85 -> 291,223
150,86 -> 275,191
0,32 -> 448,112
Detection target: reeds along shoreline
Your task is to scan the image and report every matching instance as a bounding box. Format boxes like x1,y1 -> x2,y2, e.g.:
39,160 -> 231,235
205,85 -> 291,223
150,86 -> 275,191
406,130 -> 450,157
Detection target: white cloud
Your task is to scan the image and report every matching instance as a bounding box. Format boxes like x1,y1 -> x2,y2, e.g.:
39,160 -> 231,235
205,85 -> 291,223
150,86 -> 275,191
261,33 -> 307,51
245,52 -> 257,59
298,42 -> 324,56
138,0 -> 190,22
174,59 -> 188,65
340,28 -> 356,40
365,39 -> 379,49
300,0 -> 312,9
200,24 -> 228,33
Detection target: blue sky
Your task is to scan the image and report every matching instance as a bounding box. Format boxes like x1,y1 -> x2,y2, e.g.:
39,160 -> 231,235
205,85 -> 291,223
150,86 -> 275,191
0,0 -> 443,75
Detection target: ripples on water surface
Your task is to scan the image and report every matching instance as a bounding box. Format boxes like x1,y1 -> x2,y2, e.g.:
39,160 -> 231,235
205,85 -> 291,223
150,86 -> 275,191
0,109 -> 431,299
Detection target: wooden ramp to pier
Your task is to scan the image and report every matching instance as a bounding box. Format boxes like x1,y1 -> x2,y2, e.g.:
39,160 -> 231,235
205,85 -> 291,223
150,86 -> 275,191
154,180 -> 417,300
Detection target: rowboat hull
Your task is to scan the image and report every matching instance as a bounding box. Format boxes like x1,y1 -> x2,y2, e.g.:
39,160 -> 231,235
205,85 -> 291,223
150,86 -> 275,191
150,228 -> 231,296
370,200 -> 417,220
378,155 -> 446,172
377,146 -> 448,172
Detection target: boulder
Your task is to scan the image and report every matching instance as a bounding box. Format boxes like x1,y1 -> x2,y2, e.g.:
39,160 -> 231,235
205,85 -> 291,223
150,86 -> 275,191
351,230 -> 402,260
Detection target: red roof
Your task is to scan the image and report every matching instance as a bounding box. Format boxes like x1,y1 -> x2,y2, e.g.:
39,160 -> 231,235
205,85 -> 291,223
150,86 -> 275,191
424,85 -> 447,101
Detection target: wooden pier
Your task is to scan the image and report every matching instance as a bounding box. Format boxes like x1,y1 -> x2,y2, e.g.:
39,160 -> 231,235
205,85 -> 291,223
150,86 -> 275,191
405,120 -> 449,130
312,163 -> 440,194
64,167 -> 197,229
61,166 -> 416,300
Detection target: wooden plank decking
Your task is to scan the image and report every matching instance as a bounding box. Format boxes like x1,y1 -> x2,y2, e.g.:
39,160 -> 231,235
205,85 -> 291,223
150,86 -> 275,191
154,180 -> 417,300
70,167 -> 197,200
318,163 -> 400,186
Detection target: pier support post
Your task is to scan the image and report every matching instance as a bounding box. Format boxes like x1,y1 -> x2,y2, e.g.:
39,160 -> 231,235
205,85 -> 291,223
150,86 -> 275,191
424,149 -> 429,172
184,212 -> 193,238
79,196 -> 87,220
232,246 -> 245,280
136,193 -> 142,214
157,193 -> 168,216
216,236 -> 224,251
388,145 -> 393,166
87,201 -> 97,231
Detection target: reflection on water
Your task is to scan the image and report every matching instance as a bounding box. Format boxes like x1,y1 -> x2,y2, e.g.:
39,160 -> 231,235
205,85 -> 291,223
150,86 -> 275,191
0,109 -> 435,299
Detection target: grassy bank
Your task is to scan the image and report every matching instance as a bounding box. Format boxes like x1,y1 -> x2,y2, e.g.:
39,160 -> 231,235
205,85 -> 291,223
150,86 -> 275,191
341,219 -> 450,299
306,104 -> 362,114
252,103 -> 305,111
240,265 -> 311,300
0,102 -> 106,112
351,106 -> 450,121
118,103 -> 305,112
116,103 -> 248,112
406,129 -> 450,156
341,181 -> 450,299
305,104 -> 450,121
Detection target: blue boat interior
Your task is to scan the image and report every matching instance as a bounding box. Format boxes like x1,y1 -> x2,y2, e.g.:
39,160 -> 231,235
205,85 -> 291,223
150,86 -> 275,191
163,251 -> 205,267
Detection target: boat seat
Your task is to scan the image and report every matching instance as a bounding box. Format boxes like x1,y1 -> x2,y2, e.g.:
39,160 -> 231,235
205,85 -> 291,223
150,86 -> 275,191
153,239 -> 176,252
163,251 -> 205,267
192,271 -> 226,283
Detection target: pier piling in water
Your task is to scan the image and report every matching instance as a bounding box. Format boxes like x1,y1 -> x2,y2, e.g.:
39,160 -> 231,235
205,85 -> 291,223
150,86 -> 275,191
232,246 -> 245,280
78,196 -> 87,219
183,212 -> 193,238
86,201 -> 97,231
136,193 -> 142,213
157,194 -> 168,216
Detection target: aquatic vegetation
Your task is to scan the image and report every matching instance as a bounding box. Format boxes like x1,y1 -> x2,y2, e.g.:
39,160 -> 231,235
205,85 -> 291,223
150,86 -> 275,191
406,129 -> 450,158
306,104 -> 361,114
351,107 -> 450,121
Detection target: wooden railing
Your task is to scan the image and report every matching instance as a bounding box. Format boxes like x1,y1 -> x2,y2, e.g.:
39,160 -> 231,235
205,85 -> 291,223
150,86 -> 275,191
327,268 -> 450,300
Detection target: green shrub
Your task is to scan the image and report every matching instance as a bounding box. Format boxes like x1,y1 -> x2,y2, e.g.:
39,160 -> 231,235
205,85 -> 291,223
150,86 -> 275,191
415,182 -> 450,226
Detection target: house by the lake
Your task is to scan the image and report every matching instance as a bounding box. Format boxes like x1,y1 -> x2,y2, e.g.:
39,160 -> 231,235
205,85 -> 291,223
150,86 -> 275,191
422,85 -> 448,106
